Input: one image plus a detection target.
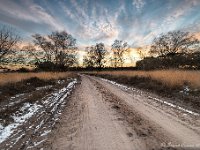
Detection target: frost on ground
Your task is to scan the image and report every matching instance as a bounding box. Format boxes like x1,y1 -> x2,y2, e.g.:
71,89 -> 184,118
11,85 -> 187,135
36,85 -> 53,91
101,78 -> 133,91
0,103 -> 42,143
0,78 -> 77,149
101,77 -> 199,116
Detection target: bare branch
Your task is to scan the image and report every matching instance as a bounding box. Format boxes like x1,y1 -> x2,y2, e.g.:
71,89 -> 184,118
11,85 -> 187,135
0,26 -> 20,62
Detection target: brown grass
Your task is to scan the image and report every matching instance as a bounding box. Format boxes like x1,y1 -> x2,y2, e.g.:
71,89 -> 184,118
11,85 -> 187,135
92,70 -> 200,89
0,72 -> 75,86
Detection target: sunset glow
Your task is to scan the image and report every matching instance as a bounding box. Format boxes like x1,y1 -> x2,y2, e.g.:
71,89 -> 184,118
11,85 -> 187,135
0,0 -> 200,66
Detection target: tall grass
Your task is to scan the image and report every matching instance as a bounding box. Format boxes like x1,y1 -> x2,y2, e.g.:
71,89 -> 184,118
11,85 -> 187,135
0,72 -> 75,86
94,70 -> 200,89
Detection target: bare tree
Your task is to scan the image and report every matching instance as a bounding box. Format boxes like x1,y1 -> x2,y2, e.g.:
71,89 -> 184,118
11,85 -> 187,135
95,43 -> 107,69
149,31 -> 200,57
0,26 -> 20,63
21,44 -> 43,64
32,31 -> 78,69
109,56 -> 115,68
83,43 -> 107,69
83,46 -> 96,68
136,47 -> 146,59
32,34 -> 54,62
48,31 -> 77,67
111,40 -> 129,67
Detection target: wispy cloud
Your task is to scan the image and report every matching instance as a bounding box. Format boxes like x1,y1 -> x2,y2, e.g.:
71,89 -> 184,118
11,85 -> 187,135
130,0 -> 200,47
61,0 -> 119,45
0,0 -> 64,31
0,0 -> 200,48
162,0 -> 199,28
29,4 -> 64,30
132,0 -> 145,12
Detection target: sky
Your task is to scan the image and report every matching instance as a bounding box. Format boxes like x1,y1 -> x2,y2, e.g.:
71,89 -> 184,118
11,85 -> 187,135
0,0 -> 200,50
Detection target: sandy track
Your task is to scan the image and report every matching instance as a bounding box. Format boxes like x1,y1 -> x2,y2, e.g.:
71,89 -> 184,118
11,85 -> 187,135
48,76 -> 138,150
48,75 -> 200,150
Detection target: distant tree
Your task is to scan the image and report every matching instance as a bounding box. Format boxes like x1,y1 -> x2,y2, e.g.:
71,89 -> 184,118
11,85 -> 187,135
109,56 -> 116,68
95,43 -> 107,69
0,26 -> 20,63
111,40 -> 129,67
22,44 -> 42,64
32,31 -> 78,69
12,53 -> 25,64
48,31 -> 77,67
83,46 -> 96,68
83,43 -> 107,69
149,31 -> 200,57
136,47 -> 146,59
32,34 -> 54,62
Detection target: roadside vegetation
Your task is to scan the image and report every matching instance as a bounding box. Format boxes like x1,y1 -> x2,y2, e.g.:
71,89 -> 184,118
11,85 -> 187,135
0,74 -> 77,149
92,70 -> 200,89
88,70 -> 200,111
0,72 -> 77,104
0,72 -> 75,85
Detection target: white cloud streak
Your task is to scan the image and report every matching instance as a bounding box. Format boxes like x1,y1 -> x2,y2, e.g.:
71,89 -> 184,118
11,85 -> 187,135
0,0 -> 200,48
0,0 -> 64,31
132,0 -> 145,12
61,0 -> 119,44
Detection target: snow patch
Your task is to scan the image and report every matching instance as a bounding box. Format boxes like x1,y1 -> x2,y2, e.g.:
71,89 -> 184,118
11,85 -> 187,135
12,133 -> 25,145
12,103 -> 42,123
36,85 -> 52,91
101,78 -> 135,91
14,93 -> 25,98
148,96 -> 199,116
57,80 -> 65,84
27,139 -> 46,149
41,130 -> 51,136
101,77 -> 199,116
0,78 -> 78,145
0,124 -> 3,130
0,103 -> 42,143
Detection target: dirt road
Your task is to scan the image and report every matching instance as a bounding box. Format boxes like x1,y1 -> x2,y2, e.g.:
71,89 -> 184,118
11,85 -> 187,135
47,75 -> 200,150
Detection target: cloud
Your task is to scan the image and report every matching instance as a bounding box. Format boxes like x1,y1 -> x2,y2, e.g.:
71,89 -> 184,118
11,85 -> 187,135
161,0 -> 200,31
70,0 -> 88,20
61,1 -> 119,45
128,0 -> 200,47
0,0 -> 200,49
0,0 -> 64,31
114,0 -> 126,20
0,0 -> 38,23
29,4 -> 64,30
132,0 -> 145,12
182,20 -> 200,33
194,32 -> 200,40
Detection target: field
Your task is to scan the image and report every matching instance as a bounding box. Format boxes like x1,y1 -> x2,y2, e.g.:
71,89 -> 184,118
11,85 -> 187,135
87,69 -> 200,112
89,70 -> 200,89
0,72 -> 75,86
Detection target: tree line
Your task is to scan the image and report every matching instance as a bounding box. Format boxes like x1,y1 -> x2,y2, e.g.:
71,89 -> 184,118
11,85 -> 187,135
137,31 -> 200,70
0,25 -> 200,71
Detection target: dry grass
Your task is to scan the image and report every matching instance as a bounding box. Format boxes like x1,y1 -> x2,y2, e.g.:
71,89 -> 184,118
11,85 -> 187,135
0,72 -> 75,86
93,70 -> 200,89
